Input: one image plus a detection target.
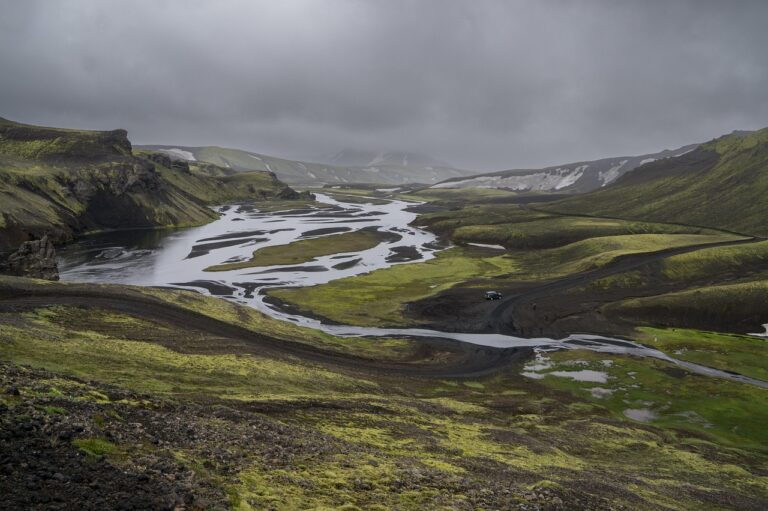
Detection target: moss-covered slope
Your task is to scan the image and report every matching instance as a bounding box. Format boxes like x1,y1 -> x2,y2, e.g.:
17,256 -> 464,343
0,118 -> 299,251
2,276 -> 767,510
544,128 -> 768,236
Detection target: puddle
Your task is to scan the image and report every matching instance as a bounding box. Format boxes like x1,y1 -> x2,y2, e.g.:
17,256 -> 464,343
547,370 -> 609,383
589,387 -> 614,399
623,408 -> 656,422
522,354 -> 608,383
673,410 -> 713,428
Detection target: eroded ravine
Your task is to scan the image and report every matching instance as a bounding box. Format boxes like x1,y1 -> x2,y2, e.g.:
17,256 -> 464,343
58,194 -> 768,388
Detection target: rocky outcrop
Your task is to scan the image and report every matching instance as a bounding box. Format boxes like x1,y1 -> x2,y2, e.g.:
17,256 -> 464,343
276,187 -> 315,200
0,235 -> 59,280
146,152 -> 173,168
275,187 -> 301,200
171,159 -> 191,173
94,162 -> 160,196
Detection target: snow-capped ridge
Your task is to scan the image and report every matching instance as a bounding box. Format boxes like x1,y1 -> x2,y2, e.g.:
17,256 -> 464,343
431,143 -> 700,194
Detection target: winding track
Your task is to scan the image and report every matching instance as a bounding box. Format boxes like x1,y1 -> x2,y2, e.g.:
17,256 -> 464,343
488,236 -> 764,333
0,279 -> 526,379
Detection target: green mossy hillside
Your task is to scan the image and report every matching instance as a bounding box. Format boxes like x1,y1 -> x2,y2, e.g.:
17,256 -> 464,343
606,279 -> 768,333
0,118 -> 300,251
544,128 -> 768,236
415,202 -> 723,249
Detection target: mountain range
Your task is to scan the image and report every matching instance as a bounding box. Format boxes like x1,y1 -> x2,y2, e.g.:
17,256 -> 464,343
323,149 -> 451,169
138,145 -> 474,186
430,143 -> 700,194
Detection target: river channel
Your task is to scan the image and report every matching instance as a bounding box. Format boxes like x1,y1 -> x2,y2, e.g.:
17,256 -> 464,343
58,193 -> 768,388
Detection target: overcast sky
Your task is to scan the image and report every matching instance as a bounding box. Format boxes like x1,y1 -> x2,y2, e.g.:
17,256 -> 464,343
1,0 -> 766,170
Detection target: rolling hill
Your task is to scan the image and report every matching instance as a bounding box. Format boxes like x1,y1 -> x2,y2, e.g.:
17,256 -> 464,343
138,145 -> 475,186
544,128 -> 768,236
430,143 -> 699,194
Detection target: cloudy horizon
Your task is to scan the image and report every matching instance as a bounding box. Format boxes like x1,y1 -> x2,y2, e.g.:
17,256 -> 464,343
1,0 -> 767,171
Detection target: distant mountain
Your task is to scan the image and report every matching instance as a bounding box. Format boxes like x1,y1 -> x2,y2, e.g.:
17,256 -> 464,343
325,149 -> 452,169
138,145 -> 475,186
430,143 -> 699,194
544,129 -> 768,236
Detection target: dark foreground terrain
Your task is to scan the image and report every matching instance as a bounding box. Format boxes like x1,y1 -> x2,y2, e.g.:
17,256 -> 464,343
1,276 -> 767,510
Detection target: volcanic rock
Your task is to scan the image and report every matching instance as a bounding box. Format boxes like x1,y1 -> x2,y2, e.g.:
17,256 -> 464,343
0,235 -> 60,280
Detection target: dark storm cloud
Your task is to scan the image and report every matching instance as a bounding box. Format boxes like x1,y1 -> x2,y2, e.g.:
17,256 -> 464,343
1,0 -> 767,170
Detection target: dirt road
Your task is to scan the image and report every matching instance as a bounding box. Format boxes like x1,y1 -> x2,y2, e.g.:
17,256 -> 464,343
0,278 -> 526,379
488,236 -> 763,334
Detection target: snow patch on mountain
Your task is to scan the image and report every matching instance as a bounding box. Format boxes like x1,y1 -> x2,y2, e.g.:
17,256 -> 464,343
368,152 -> 387,166
555,165 -> 587,190
165,148 -> 196,161
431,142 -> 700,193
598,160 -> 628,187
433,165 -> 587,191
326,149 -> 452,169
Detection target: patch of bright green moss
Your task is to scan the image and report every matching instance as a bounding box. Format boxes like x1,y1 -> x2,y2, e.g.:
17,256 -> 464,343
230,456 -> 411,511
73,437 -> 117,457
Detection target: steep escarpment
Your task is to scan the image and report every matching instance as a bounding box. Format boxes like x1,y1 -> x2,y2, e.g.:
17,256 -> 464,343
0,118 -> 302,252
